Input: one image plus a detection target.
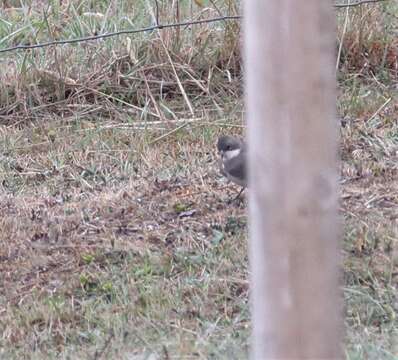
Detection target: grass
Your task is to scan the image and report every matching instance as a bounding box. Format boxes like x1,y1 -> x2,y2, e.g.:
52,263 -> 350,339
0,120 -> 250,359
0,0 -> 397,359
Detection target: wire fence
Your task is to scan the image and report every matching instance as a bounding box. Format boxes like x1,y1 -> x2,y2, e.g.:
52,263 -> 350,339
0,0 -> 390,55
0,16 -> 241,54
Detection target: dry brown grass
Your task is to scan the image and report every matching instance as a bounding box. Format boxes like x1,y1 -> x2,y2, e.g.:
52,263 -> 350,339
0,119 -> 250,358
0,0 -> 242,126
337,3 -> 398,78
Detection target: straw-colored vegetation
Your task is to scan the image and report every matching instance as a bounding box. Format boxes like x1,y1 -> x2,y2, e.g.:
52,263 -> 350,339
0,0 -> 397,358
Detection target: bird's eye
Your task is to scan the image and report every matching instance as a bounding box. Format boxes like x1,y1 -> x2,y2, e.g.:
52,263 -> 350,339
226,145 -> 231,150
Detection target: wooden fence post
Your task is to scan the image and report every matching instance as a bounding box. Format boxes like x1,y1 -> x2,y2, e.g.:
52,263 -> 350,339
244,1 -> 342,358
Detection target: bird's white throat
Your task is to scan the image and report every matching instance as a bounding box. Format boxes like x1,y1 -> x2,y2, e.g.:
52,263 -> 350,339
223,148 -> 241,161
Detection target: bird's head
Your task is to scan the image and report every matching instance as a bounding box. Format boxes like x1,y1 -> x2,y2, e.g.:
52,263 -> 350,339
217,135 -> 242,161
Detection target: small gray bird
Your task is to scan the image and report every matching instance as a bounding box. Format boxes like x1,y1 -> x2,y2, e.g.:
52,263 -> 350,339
217,135 -> 247,200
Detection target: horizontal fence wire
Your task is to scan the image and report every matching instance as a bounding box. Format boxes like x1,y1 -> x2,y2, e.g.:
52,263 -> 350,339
0,15 -> 241,54
0,0 -> 390,55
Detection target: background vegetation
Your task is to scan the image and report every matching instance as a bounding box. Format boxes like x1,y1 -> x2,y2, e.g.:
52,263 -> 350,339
0,0 -> 397,358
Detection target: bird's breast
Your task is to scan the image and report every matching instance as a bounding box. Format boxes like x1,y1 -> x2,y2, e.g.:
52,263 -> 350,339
223,148 -> 241,161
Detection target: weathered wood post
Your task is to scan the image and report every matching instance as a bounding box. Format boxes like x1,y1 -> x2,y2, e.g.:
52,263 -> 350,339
244,0 -> 342,358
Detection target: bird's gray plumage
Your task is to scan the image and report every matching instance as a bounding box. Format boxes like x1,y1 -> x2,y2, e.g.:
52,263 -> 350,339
223,151 -> 246,187
217,135 -> 247,188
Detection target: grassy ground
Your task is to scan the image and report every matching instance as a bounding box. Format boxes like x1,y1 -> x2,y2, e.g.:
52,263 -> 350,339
0,1 -> 397,359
